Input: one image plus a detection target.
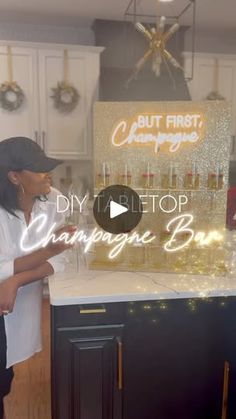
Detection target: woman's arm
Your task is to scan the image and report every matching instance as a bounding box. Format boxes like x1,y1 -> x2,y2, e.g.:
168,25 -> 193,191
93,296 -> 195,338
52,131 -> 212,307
0,262 -> 54,315
14,247 -> 55,274
14,224 -> 76,274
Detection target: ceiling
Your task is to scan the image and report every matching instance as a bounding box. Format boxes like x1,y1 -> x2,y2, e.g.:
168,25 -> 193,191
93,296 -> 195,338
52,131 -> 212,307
0,0 -> 235,31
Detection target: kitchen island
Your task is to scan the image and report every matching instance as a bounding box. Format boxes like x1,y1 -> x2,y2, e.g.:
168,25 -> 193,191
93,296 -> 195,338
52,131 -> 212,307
49,271 -> 236,419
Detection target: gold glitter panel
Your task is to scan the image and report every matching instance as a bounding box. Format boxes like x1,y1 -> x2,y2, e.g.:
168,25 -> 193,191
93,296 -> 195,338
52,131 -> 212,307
92,101 -> 231,275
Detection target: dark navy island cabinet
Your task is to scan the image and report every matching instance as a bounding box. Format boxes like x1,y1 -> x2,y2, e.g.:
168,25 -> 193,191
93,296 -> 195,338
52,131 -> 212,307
51,297 -> 236,419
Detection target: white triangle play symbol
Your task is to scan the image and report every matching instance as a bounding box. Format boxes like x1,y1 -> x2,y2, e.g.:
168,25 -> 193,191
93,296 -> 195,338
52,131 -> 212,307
110,201 -> 128,219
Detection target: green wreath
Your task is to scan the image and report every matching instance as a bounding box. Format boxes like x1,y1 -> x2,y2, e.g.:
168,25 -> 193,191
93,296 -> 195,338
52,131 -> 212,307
206,91 -> 225,101
0,82 -> 25,111
51,82 -> 80,114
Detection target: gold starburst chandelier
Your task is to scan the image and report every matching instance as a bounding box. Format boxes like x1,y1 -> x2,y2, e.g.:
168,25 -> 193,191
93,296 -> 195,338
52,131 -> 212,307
134,17 -> 181,78
125,0 -> 196,86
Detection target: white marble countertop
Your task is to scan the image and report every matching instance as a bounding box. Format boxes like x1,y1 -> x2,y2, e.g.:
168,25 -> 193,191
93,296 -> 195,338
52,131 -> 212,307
49,269 -> 236,306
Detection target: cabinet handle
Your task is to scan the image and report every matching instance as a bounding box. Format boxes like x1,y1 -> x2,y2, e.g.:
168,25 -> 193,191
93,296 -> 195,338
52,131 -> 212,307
34,131 -> 39,144
117,339 -> 123,391
221,361 -> 230,419
79,308 -> 106,314
42,130 -> 46,151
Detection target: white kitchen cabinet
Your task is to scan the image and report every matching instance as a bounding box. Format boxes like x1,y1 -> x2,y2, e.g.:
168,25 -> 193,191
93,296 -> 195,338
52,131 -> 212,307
0,42 -> 103,159
0,45 -> 39,141
38,48 -> 101,159
184,52 -> 236,135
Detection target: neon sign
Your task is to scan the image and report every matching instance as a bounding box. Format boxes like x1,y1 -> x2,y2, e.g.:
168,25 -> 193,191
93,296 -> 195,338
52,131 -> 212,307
20,213 -> 224,260
111,112 -> 205,154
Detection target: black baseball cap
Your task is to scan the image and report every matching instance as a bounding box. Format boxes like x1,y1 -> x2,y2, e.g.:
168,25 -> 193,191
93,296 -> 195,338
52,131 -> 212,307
0,137 -> 63,172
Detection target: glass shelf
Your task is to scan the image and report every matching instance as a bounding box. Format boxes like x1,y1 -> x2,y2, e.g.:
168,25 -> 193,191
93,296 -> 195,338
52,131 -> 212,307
132,188 -> 225,192
94,186 -> 226,193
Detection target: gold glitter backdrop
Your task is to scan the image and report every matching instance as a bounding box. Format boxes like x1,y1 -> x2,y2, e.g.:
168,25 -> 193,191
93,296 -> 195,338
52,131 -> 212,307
92,101 -> 231,275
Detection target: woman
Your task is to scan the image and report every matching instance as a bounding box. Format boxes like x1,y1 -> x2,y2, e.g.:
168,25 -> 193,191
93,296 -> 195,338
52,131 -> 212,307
0,137 -> 75,419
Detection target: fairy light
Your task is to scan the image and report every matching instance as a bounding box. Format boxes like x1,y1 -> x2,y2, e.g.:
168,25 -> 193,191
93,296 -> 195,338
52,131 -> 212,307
143,304 -> 152,311
159,302 -> 168,310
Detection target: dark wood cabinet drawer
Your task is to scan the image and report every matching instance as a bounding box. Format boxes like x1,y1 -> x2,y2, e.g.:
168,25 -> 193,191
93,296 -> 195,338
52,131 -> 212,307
52,302 -> 126,327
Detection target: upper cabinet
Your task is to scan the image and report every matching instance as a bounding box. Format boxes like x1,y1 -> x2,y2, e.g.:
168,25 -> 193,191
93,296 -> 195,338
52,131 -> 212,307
0,42 -> 104,159
0,46 -> 39,140
184,52 -> 236,136
38,48 -> 101,160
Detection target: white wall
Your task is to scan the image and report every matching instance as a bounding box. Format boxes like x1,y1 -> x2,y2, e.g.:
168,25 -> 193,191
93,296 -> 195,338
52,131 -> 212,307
0,19 -> 94,45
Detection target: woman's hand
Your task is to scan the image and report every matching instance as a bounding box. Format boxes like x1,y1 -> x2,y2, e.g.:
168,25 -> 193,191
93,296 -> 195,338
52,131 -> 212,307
0,263 -> 54,315
45,224 -> 77,257
0,277 -> 18,316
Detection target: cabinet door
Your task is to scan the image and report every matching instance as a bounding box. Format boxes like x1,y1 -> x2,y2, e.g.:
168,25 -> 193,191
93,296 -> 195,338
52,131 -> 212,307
185,55 -> 221,101
0,45 -> 39,141
220,298 -> 236,419
184,53 -> 236,134
52,324 -> 124,419
38,48 -> 100,160
124,298 -> 233,419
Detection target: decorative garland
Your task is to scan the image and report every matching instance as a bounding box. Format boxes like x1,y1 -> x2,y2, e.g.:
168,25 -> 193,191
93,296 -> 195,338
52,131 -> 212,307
51,81 -> 79,114
0,82 -> 25,111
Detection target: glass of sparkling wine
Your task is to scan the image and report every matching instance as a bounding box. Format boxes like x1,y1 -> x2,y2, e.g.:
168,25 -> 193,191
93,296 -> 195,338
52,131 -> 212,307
64,187 -> 81,273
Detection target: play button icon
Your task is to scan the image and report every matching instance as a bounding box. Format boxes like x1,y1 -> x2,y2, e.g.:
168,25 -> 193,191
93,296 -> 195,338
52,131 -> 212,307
110,201 -> 128,219
93,185 -> 143,234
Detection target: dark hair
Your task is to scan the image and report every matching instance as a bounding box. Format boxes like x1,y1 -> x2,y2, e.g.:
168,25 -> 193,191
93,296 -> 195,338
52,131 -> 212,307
0,167 -> 47,217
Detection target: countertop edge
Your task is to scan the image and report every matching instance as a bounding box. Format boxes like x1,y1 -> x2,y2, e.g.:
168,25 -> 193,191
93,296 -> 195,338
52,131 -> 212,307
49,288 -> 236,306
